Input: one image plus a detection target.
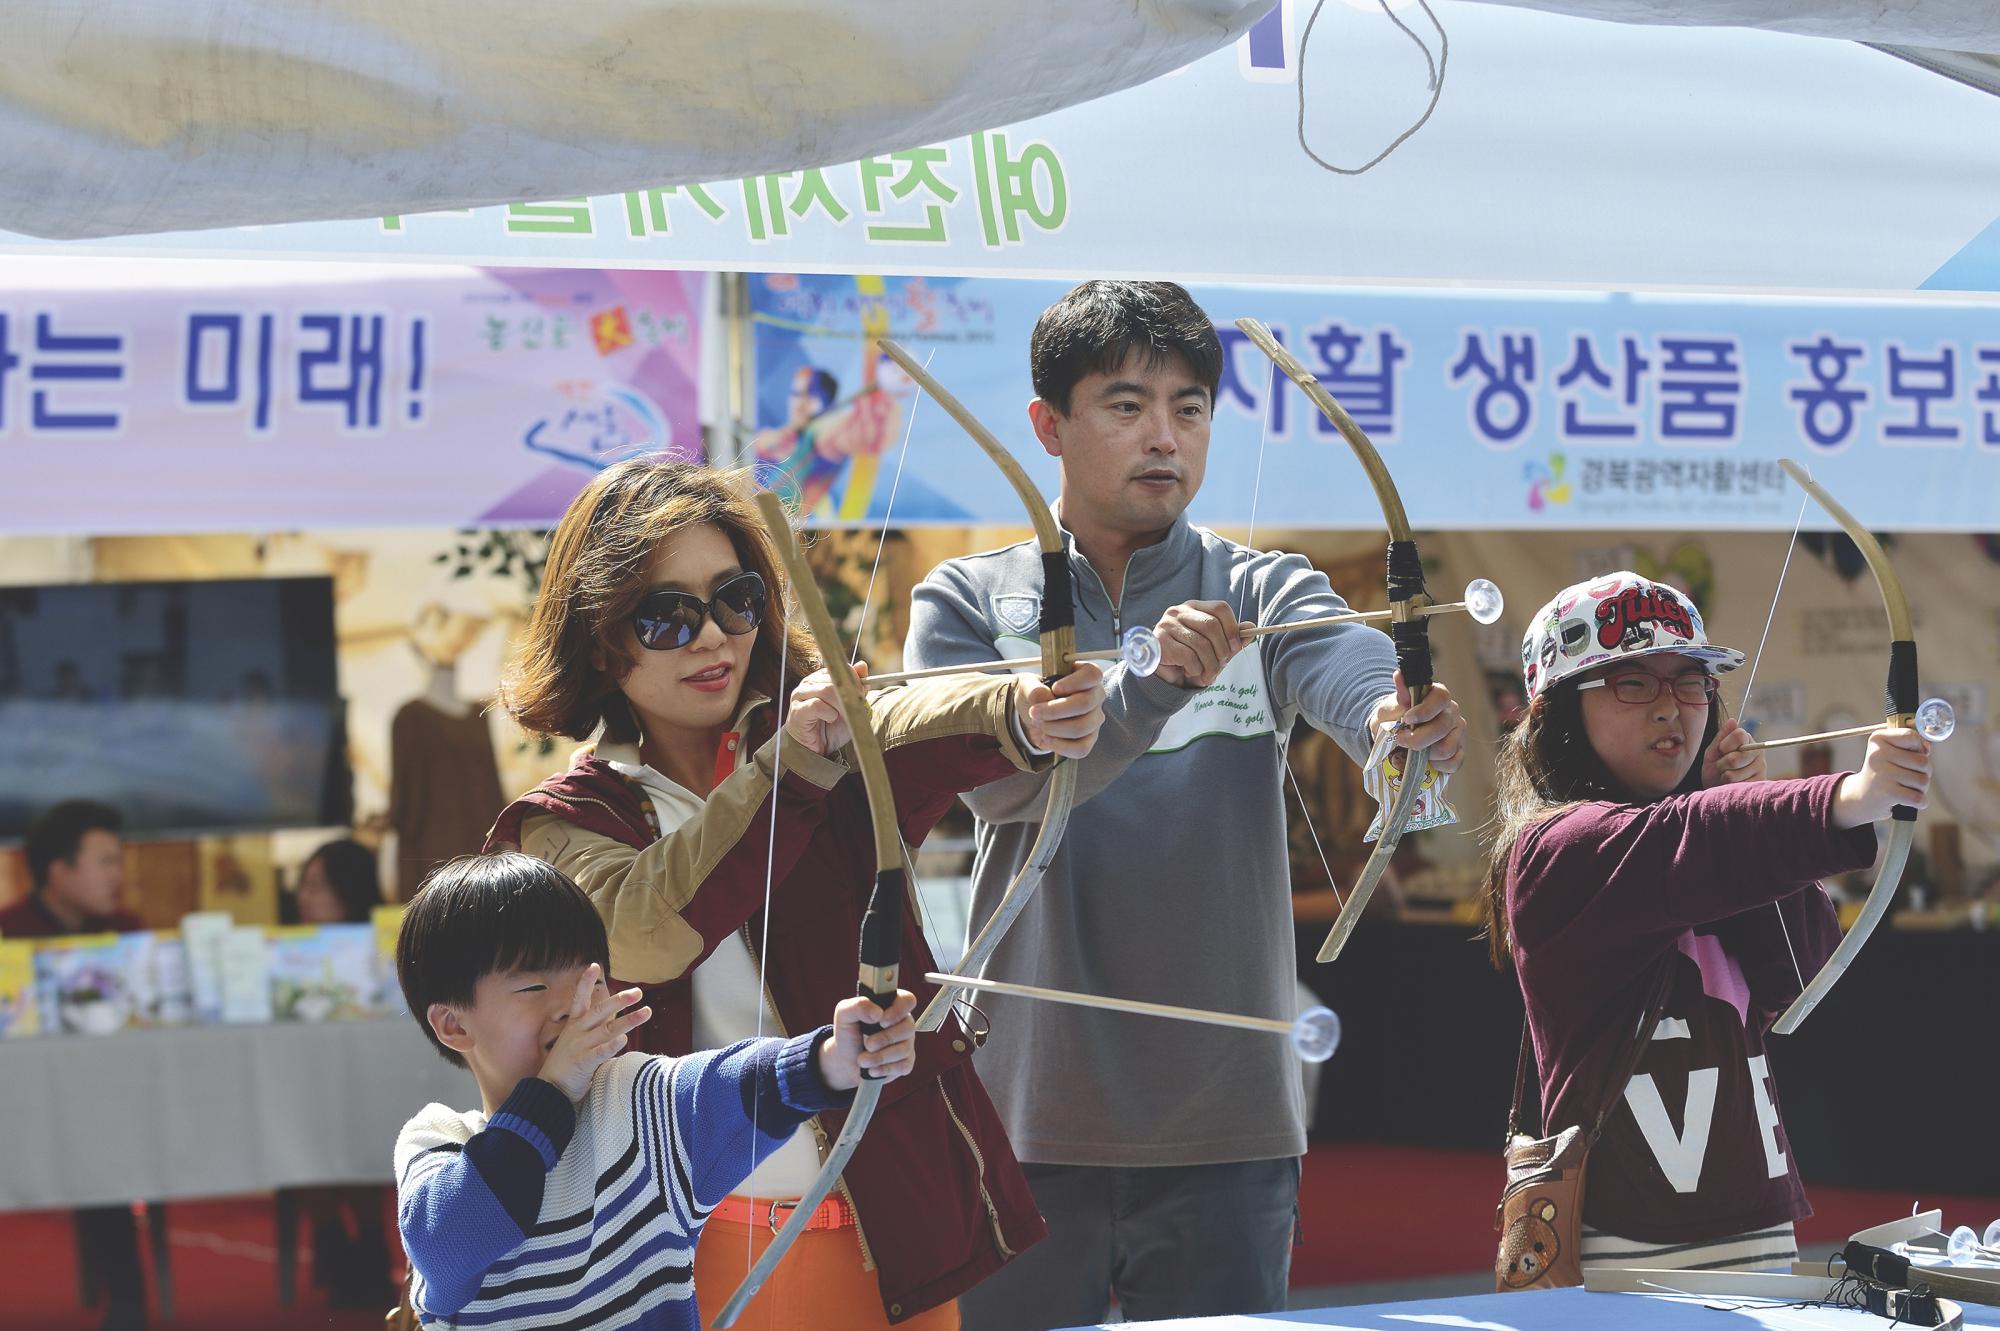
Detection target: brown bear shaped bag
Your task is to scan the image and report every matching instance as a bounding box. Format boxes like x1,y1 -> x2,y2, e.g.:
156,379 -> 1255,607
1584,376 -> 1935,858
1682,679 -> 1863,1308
1495,969 -> 1671,1292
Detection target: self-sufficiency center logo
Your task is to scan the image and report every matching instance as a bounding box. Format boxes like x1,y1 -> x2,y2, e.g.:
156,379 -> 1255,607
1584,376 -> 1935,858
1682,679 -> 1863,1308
1523,451 -> 1572,511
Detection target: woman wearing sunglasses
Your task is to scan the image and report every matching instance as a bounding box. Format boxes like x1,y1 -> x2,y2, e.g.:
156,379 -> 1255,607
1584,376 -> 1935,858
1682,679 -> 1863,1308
1479,571 -> 1932,1278
486,459 -> 1104,1331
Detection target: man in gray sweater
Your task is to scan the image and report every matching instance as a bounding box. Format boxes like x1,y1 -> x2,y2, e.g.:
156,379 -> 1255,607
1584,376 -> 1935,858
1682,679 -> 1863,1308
904,281 -> 1467,1328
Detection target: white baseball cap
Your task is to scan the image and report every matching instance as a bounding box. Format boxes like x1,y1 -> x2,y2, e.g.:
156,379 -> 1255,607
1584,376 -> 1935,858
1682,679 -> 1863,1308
1521,570 -> 1744,702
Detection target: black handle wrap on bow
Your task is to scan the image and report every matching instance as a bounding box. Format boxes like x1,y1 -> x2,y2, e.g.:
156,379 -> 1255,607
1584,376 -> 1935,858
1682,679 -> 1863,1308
855,868 -> 906,1077
1886,639 -> 1919,823
1040,551 -> 1076,684
1385,539 -> 1433,695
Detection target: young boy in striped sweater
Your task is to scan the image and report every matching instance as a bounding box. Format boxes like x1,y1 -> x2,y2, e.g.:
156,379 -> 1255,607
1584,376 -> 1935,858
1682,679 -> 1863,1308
392,853 -> 918,1329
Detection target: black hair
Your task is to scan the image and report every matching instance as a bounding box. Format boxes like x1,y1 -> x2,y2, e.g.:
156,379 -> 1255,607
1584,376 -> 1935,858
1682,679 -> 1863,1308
396,853 -> 610,1068
25,799 -> 123,888
803,368 -> 838,413
301,838 -> 382,924
1478,673 -> 1724,970
1029,281 -> 1223,415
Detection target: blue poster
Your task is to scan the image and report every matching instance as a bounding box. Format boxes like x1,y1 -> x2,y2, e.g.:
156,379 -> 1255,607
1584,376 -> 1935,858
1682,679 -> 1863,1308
749,274 -> 2000,532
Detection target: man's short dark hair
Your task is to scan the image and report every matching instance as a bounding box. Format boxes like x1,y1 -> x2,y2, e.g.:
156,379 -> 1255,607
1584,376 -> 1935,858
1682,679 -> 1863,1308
396,853 -> 611,1068
1029,281 -> 1223,415
25,799 -> 123,888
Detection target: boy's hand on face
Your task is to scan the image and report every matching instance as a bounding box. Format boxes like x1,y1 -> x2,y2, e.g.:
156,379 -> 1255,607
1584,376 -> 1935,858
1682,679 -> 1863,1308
1151,600 -> 1248,689
818,990 -> 918,1092
1015,660 -> 1105,759
537,963 -> 651,1102
1703,717 -> 1766,787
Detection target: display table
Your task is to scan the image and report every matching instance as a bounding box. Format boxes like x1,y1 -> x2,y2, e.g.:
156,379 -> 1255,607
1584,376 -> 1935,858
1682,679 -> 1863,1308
0,1016 -> 471,1211
1057,1285 -> 2000,1329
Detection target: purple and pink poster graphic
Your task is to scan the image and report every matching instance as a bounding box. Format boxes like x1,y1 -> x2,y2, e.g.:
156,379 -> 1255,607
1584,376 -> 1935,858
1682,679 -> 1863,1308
0,264 -> 706,533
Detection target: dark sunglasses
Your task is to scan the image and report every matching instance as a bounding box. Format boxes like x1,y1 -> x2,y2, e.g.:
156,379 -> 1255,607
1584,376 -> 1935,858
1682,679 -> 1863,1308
630,571 -> 767,651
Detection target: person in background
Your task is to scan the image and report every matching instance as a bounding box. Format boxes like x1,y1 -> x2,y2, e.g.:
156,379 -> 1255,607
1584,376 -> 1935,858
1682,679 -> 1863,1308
294,838 -> 383,928
0,801 -> 149,1330
285,837 -> 399,1309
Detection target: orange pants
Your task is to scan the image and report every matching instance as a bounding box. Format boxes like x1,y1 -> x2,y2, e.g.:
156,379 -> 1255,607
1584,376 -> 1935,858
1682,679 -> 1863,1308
694,1215 -> 959,1331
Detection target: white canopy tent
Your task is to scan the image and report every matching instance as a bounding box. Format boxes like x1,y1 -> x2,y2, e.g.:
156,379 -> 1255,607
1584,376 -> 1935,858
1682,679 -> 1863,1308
0,0 -> 1266,239
4,0 -> 2000,242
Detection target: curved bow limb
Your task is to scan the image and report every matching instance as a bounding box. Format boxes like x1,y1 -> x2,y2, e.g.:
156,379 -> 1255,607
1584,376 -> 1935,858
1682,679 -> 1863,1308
872,339 -> 1083,1033
1233,318 -> 1437,964
1768,458 -> 1919,1036
712,493 -> 910,1328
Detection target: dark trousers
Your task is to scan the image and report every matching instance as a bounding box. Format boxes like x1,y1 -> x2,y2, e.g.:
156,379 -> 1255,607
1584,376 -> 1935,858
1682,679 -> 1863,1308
74,1205 -> 147,1316
959,1157 -> 1301,1331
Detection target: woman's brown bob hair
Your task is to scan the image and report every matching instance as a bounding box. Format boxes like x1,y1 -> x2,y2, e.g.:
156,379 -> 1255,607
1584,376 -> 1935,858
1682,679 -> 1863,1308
501,460 -> 819,743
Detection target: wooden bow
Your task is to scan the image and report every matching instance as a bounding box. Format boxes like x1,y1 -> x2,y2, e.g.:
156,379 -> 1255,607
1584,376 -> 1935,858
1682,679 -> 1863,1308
1234,318 -> 1437,963
712,492 -> 910,1327
1765,458 -> 1921,1035
872,339 -> 1083,1033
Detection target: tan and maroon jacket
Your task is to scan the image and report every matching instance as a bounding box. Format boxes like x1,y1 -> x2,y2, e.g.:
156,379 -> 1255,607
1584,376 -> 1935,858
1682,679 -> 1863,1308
486,674 -> 1047,1321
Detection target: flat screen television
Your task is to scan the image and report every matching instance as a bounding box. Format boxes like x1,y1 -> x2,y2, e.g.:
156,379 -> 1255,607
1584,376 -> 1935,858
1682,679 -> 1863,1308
0,576 -> 352,841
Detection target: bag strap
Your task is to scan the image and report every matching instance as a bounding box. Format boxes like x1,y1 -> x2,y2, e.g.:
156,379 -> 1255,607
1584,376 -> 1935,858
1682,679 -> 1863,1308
1586,961 -> 1675,1144
1506,958 -> 1675,1145
1504,1024 -> 1534,1141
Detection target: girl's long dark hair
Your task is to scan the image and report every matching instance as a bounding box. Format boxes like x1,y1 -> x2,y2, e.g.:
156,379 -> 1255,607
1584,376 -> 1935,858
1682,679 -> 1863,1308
1479,678 -> 1723,970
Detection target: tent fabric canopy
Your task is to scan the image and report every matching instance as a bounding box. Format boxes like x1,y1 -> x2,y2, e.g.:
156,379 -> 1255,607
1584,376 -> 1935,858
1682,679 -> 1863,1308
0,0 -> 1265,240
5,0 -> 1999,243
1468,0 -> 2000,51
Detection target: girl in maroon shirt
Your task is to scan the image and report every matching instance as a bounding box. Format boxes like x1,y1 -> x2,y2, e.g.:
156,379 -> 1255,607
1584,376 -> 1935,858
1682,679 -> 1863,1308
1479,571 -> 1933,1271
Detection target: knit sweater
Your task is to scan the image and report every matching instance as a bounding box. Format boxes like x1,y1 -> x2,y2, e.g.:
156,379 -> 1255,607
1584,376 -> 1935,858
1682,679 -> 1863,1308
1506,774 -> 1875,1242
395,1031 -> 848,1329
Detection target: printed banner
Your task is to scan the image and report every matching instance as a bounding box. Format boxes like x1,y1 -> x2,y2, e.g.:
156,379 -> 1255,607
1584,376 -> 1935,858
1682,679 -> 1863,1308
0,266 -> 705,533
9,7 -> 2000,295
750,273 -> 2000,531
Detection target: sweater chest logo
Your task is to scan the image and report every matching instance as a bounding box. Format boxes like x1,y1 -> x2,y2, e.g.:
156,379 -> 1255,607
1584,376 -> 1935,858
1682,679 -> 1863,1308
1146,647 -> 1275,753
993,594 -> 1040,637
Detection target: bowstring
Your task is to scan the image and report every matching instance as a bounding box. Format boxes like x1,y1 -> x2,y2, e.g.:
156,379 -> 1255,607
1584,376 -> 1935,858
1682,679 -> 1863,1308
1239,357 -> 1342,910
844,347 -> 941,956
1737,483 -> 1813,994
849,348 -> 933,668
746,575 -> 791,1266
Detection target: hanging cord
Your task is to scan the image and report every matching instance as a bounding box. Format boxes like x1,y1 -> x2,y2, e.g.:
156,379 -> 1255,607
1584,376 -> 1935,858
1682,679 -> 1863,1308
1298,0 -> 1449,176
1735,486 -> 1815,994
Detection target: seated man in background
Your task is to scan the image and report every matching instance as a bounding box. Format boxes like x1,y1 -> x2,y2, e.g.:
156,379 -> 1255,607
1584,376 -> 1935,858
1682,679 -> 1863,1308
0,799 -> 138,937
0,800 -> 151,1330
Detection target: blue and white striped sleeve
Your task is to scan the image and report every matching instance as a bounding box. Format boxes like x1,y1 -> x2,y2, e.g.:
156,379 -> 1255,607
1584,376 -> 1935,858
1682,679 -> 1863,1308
661,1030 -> 851,1214
394,1078 -> 576,1317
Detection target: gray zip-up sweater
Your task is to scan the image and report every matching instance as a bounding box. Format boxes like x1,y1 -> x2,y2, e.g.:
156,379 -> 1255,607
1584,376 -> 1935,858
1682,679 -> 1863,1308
904,515 -> 1398,1166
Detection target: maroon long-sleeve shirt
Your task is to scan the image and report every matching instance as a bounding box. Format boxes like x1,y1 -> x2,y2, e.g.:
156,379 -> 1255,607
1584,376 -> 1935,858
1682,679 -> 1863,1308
1505,773 -> 1879,1242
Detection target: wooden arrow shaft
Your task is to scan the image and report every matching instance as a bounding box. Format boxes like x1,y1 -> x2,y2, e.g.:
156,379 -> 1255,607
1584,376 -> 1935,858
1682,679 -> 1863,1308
1240,598 -> 1474,641
865,645 -> 1124,689
924,972 -> 1295,1037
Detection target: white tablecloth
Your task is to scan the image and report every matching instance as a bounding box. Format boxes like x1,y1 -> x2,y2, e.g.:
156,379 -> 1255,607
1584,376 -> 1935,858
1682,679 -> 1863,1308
0,1017 -> 473,1210
1056,1286 -> 2000,1329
